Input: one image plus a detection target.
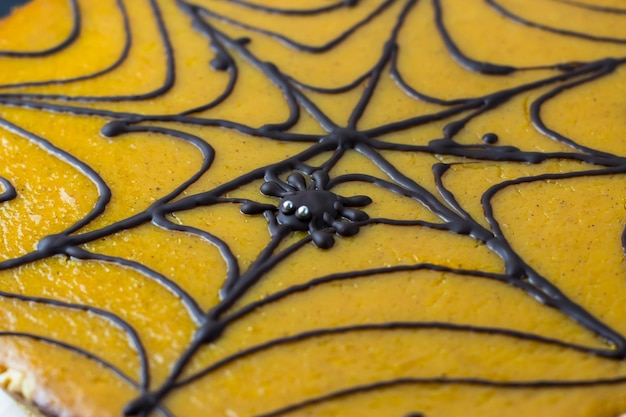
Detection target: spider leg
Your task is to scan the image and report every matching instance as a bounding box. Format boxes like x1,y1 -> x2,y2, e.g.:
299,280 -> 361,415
240,201 -> 276,215
287,172 -> 307,190
311,170 -> 329,190
340,195 -> 372,208
309,220 -> 335,249
264,211 -> 287,237
340,207 -> 369,222
261,181 -> 292,197
328,216 -> 359,237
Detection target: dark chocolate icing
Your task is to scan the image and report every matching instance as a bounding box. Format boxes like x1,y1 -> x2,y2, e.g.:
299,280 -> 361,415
552,0 -> 626,14
0,0 -> 625,416
0,0 -> 79,57
0,0 -> 30,19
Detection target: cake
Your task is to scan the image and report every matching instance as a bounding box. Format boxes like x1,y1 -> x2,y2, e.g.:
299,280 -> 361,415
1,0 -> 626,416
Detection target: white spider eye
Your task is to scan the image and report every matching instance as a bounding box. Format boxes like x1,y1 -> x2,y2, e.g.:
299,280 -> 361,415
280,200 -> 295,213
295,205 -> 311,220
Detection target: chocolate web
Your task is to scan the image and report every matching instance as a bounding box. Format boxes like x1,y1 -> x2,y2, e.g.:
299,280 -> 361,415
0,0 -> 626,416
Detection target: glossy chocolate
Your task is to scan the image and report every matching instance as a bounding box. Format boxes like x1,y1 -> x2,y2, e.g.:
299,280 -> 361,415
0,1 -> 625,416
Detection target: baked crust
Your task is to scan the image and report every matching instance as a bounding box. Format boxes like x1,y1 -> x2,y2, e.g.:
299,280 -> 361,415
6,392 -> 44,417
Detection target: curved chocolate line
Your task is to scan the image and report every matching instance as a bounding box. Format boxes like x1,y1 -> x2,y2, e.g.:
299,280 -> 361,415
224,0 -> 359,16
0,0 -> 80,57
219,264 -> 565,330
531,58 -> 625,158
193,0 -> 397,53
124,233 -> 312,416
432,0 -> 515,75
0,0 -> 131,91
0,0 -> 174,102
0,331 -> 175,417
0,331 -> 136,385
0,177 -> 16,203
365,56 -> 617,138
551,0 -> 626,14
66,247 -> 206,324
284,70 -> 371,94
348,0 -> 416,129
253,374 -> 626,417
482,167 -> 626,351
0,291 -> 149,387
177,2 -> 238,116
151,214 -> 240,302
177,322 -> 618,387
432,163 -> 480,223
390,45 -> 472,105
487,0 -> 626,43
102,122 -> 216,208
0,117 -> 111,235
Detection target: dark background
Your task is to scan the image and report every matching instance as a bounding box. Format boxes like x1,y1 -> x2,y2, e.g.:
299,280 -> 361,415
0,0 -> 32,19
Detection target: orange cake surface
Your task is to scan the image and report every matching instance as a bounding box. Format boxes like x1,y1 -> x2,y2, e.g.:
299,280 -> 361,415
1,0 -> 626,416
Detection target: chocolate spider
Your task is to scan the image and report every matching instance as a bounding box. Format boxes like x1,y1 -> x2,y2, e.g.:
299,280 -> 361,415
241,170 -> 372,249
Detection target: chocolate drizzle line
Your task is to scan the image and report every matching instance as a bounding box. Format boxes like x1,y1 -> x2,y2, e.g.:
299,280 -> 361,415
552,0 -> 626,14
0,117 -> 111,236
254,373 -> 626,417
0,0 -> 130,91
178,321 -> 613,389
0,0 -> 624,416
194,0 -> 395,54
0,0 -> 80,57
487,0 -> 626,44
0,177 -> 16,203
0,291 -> 149,388
0,0 -> 175,103
224,0 -> 358,16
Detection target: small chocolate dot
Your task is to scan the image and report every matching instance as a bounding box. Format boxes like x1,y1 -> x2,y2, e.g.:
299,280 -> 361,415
210,55 -> 229,71
235,37 -> 251,46
101,121 -> 128,137
482,133 -> 499,144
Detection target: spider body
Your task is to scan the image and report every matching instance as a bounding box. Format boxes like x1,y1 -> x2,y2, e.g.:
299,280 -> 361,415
277,189 -> 339,232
